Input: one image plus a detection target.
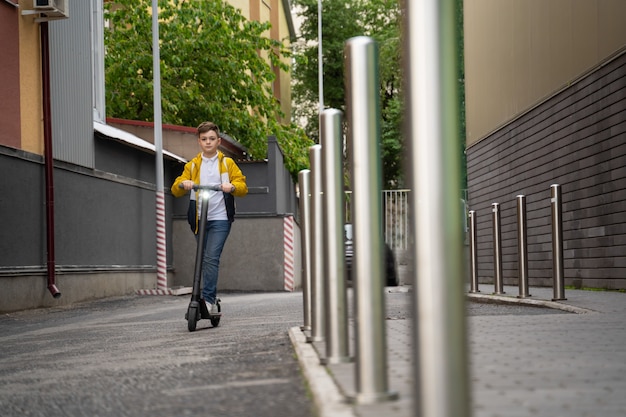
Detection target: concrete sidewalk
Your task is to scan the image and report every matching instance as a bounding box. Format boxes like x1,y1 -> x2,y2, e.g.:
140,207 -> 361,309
290,285 -> 626,417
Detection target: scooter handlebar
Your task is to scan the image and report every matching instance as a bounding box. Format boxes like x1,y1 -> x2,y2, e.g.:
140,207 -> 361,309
178,183 -> 223,191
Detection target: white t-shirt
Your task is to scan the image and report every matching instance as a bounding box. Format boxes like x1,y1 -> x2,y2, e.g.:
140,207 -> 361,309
197,154 -> 227,221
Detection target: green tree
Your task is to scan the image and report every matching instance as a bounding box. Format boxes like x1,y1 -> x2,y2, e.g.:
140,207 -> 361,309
292,0 -> 403,188
291,0 -> 362,143
104,0 -> 312,177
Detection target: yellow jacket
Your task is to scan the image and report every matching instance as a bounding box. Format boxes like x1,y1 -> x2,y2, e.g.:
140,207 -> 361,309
171,151 -> 248,231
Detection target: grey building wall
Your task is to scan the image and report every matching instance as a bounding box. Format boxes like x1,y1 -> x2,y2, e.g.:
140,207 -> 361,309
234,136 -> 298,217
0,139 -> 182,313
466,50 -> 626,290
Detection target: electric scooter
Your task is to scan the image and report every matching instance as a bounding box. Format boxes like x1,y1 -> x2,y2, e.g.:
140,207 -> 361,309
182,184 -> 223,332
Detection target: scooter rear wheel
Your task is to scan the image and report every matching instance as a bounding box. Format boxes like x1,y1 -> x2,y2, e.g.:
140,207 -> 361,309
210,301 -> 221,327
187,306 -> 198,332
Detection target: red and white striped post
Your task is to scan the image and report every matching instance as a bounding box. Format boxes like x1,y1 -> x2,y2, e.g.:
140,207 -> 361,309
155,191 -> 168,290
152,0 -> 167,292
284,216 -> 295,292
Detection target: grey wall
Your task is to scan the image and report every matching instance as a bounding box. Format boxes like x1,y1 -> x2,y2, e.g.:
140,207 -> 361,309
235,137 -> 298,217
171,217 -> 301,292
0,138 -> 181,312
0,148 -> 46,268
466,51 -> 626,290
0,139 -> 179,269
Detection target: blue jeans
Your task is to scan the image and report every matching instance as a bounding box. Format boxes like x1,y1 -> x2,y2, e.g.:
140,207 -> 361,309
198,220 -> 231,304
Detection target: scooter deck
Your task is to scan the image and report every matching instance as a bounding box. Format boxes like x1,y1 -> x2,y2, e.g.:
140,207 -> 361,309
198,299 -> 222,320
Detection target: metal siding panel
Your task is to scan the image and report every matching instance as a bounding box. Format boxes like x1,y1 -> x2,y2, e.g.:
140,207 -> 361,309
49,1 -> 94,168
466,52 -> 626,288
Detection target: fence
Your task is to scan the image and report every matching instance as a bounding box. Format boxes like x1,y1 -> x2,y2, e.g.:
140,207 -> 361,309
345,189 -> 467,251
345,190 -> 410,250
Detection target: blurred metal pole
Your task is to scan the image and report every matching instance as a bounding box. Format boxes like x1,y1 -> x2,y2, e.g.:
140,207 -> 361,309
298,169 -> 312,332
308,145 -> 325,342
492,202 -> 505,295
320,109 -> 350,364
152,0 -> 168,291
468,210 -> 480,293
317,0 -> 324,113
403,0 -> 471,416
516,195 -> 531,298
345,36 -> 396,404
551,184 -> 567,301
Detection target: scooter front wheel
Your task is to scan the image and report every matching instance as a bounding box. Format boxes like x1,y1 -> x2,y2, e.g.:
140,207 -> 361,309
187,306 -> 198,332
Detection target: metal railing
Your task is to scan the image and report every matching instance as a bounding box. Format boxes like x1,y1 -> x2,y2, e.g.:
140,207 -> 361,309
346,189 -> 467,251
345,190 -> 411,250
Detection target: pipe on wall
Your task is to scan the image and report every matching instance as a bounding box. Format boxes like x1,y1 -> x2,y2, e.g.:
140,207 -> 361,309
41,22 -> 61,299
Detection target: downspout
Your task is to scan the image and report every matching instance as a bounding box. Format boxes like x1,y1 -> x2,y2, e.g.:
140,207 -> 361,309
41,22 -> 61,298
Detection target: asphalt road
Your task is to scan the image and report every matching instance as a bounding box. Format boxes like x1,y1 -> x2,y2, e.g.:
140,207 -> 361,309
0,290 -> 564,417
0,292 -> 316,417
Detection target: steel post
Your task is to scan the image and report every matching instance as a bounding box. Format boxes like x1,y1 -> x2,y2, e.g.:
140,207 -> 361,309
492,202 -> 505,295
551,184 -> 567,301
320,109 -> 351,364
516,195 -> 531,298
469,210 -> 480,293
308,145 -> 325,342
298,169 -> 312,332
403,0 -> 471,415
345,36 -> 397,404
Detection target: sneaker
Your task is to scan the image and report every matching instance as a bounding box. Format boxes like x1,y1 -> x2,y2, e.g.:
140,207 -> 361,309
209,303 -> 218,315
205,301 -> 213,313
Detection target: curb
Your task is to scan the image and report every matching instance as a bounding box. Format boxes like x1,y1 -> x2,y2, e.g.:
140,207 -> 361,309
467,292 -> 596,314
289,327 -> 357,417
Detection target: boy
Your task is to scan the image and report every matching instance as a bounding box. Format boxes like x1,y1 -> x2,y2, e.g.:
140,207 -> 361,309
171,122 -> 248,313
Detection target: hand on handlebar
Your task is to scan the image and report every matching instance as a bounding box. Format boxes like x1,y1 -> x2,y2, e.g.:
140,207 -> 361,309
178,182 -> 222,191
179,180 -> 195,191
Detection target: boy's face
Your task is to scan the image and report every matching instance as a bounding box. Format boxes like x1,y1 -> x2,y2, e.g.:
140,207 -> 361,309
198,130 -> 220,156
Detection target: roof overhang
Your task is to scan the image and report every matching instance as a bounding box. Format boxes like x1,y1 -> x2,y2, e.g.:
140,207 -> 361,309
94,120 -> 187,163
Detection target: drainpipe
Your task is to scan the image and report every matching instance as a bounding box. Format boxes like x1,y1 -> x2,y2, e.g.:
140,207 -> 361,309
41,22 -> 61,298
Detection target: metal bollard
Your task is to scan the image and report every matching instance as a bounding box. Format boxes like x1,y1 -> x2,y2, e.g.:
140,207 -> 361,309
516,195 -> 531,298
320,109 -> 351,364
468,210 -> 480,293
298,169 -> 312,332
550,184 -> 567,301
492,202 -> 505,294
403,0 -> 471,415
308,145 -> 325,342
345,36 -> 397,404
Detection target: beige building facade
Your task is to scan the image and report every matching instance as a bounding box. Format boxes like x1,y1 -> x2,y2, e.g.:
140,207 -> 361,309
231,0 -> 295,124
465,0 -> 626,146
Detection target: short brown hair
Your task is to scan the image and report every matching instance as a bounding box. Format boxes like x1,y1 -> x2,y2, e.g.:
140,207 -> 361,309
197,121 -> 220,137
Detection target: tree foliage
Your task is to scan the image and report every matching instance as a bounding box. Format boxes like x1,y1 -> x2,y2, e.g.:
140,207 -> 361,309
104,0 -> 313,177
291,0 -> 403,188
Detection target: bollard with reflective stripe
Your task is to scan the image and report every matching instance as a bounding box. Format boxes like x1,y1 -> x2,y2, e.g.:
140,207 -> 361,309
320,109 -> 351,364
403,0 -> 471,415
516,195 -> 531,298
345,36 -> 397,404
469,210 -> 480,293
492,202 -> 505,295
298,169 -> 312,332
551,184 -> 567,301
308,145 -> 325,342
